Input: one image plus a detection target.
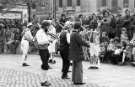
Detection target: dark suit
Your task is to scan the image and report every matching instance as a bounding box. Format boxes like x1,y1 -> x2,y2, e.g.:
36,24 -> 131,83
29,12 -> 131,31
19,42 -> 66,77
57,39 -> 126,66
69,30 -> 89,83
59,31 -> 70,77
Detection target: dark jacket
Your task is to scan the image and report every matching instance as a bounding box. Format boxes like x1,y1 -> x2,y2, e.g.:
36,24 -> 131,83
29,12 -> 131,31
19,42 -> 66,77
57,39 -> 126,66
59,31 -> 69,51
69,30 -> 89,61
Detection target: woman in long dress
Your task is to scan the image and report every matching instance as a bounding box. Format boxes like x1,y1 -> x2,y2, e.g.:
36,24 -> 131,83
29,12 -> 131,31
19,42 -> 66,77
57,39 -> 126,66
89,29 -> 101,69
21,23 -> 34,66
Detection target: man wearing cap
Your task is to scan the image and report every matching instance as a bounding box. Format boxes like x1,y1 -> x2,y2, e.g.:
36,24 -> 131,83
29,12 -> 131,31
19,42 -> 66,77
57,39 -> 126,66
21,23 -> 34,66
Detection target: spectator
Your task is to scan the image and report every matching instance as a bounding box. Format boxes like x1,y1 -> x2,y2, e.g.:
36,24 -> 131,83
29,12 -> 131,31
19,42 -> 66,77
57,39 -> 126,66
69,22 -> 90,85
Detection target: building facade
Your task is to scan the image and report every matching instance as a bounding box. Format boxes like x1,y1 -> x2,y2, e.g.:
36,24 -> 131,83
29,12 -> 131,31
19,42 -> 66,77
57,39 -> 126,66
98,0 -> 135,13
1,0 -> 135,18
55,0 -> 81,16
55,0 -> 135,15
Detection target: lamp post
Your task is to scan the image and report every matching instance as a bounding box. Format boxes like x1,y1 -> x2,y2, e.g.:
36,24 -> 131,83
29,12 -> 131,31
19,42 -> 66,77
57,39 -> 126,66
27,0 -> 32,22
53,0 -> 56,22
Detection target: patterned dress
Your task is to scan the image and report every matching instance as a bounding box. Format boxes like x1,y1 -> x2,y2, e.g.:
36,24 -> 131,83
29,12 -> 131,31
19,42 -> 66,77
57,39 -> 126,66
89,30 -> 101,68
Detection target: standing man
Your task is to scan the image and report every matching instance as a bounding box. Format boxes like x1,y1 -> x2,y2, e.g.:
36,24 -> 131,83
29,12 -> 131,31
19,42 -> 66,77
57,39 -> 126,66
59,22 -> 72,79
69,22 -> 90,85
35,21 -> 52,86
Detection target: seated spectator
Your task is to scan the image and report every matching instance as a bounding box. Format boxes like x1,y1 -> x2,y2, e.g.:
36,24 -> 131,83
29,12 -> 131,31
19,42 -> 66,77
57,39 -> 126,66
122,43 -> 133,64
110,38 -> 123,64
107,39 -> 115,51
111,44 -> 123,64
106,39 -> 115,62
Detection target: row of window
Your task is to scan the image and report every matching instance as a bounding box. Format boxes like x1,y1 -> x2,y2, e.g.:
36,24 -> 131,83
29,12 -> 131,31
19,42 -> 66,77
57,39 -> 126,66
59,0 -> 134,8
102,0 -> 135,8
59,0 -> 80,7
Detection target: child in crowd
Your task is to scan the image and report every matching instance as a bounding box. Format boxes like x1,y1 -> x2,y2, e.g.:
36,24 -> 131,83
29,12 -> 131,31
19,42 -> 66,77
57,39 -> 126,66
120,27 -> 129,45
100,32 -> 109,62
111,37 -> 123,64
112,45 -> 123,64
122,43 -> 133,64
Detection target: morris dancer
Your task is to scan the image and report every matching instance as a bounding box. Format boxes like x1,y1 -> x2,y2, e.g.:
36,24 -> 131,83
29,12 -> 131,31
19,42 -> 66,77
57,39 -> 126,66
35,21 -> 52,86
47,20 -> 57,64
21,23 -> 33,66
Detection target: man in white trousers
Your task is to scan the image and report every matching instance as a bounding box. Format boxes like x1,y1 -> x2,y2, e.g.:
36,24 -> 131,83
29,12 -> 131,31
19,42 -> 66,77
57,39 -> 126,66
21,23 -> 33,66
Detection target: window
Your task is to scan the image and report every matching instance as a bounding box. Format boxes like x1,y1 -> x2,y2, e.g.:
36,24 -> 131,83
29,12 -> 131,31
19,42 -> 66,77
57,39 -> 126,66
112,0 -> 118,8
123,0 -> 129,8
77,0 -> 80,6
102,0 -> 107,7
134,0 -> 135,8
67,0 -> 72,6
59,0 -> 63,7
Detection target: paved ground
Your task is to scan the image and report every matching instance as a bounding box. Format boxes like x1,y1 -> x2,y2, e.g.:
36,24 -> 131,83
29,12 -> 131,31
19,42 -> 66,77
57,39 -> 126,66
0,54 -> 135,87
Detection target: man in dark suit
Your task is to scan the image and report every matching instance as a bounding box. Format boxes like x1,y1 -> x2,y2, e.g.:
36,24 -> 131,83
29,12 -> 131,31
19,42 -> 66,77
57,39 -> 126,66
59,24 -> 71,79
69,22 -> 90,85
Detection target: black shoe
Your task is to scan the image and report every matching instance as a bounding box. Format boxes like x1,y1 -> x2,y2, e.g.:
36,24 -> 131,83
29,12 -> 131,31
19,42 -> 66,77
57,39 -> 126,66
74,82 -> 86,85
68,70 -> 72,72
88,66 -> 99,69
22,63 -> 30,67
61,75 -> 70,79
41,65 -> 52,70
41,81 -> 51,86
48,59 -> 53,63
49,59 -> 56,64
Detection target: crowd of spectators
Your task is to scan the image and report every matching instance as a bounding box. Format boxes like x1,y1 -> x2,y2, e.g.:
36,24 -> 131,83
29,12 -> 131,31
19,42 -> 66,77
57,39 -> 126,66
69,9 -> 135,65
1,9 -> 135,65
0,19 -> 22,54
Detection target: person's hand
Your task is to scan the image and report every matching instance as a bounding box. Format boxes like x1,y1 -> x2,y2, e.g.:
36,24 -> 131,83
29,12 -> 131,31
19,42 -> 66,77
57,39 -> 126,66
49,40 -> 53,43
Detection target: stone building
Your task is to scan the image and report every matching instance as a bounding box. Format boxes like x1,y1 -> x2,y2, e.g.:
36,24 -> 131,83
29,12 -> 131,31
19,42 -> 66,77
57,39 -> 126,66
55,0 -> 135,15
1,0 -> 135,18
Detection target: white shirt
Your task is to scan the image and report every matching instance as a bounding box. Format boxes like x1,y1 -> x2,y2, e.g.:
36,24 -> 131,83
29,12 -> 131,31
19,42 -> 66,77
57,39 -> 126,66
22,28 -> 33,42
35,29 -> 50,45
114,49 -> 121,55
66,32 -> 70,44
